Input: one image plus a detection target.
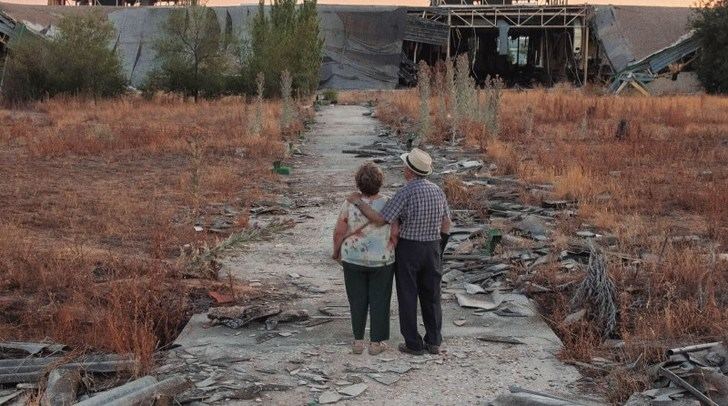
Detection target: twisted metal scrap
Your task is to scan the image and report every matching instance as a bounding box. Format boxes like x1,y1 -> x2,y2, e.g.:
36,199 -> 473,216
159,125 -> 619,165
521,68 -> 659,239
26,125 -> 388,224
570,240 -> 618,337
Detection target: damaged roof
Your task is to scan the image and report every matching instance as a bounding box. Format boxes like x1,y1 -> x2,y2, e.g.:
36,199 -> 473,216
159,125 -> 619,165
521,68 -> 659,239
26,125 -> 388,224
592,5 -> 695,72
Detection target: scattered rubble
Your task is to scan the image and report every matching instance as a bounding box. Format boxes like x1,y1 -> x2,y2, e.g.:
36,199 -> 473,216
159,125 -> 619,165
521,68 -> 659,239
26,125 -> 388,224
339,383 -> 368,397
491,385 -> 594,406
207,304 -> 282,329
0,341 -> 190,406
626,342 -> 728,406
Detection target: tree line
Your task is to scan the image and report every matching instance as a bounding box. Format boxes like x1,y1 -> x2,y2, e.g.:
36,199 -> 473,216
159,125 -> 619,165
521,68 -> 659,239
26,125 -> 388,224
0,0 -> 323,105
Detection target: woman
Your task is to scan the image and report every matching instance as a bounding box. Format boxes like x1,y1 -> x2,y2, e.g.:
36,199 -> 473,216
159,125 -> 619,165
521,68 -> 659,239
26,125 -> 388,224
332,162 -> 398,355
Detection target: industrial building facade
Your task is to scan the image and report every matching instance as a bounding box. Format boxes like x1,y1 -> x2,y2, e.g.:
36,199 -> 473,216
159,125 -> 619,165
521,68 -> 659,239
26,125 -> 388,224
0,1 -> 700,94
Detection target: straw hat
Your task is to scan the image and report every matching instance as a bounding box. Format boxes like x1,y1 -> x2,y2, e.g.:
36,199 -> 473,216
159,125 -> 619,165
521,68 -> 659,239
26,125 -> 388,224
400,148 -> 433,176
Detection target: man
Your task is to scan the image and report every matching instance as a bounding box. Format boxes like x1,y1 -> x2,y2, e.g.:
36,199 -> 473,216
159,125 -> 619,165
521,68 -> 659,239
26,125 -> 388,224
348,148 -> 451,355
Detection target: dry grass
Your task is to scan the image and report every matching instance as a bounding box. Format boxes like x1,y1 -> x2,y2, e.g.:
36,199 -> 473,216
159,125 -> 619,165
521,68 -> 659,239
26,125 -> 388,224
367,87 -> 728,402
0,95 -> 305,369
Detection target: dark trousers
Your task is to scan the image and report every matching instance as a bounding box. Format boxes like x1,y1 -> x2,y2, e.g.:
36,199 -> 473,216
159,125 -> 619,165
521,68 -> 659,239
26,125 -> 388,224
395,239 -> 442,351
343,262 -> 394,342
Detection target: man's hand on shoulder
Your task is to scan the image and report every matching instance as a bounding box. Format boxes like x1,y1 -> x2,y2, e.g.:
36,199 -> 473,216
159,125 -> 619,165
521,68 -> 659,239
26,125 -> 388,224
346,192 -> 362,204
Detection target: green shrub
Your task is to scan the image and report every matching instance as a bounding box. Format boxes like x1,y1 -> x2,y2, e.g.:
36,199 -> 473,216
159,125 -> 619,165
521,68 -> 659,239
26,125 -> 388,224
50,11 -> 126,98
693,0 -> 728,94
247,0 -> 323,97
1,11 -> 126,105
321,89 -> 338,103
1,29 -> 52,104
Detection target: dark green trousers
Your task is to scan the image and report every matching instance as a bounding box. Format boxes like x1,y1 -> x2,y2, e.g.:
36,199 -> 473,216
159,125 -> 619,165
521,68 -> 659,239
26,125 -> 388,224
342,262 -> 394,342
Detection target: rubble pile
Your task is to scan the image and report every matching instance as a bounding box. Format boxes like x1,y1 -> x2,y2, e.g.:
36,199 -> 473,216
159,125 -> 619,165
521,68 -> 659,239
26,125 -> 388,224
0,341 -> 190,406
344,136 -> 618,321
626,342 -> 728,406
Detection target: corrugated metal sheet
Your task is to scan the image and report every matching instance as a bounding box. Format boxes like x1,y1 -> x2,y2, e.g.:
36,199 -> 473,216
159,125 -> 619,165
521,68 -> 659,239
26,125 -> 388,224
0,11 -> 16,40
608,32 -> 700,93
404,15 -> 448,46
647,35 -> 699,74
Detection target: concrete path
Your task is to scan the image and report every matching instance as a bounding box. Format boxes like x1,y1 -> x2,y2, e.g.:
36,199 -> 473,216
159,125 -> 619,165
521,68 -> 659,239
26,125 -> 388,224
172,104 -> 582,405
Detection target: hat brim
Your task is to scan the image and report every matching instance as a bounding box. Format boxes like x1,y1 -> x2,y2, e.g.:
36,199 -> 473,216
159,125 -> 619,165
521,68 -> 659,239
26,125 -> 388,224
400,152 -> 432,176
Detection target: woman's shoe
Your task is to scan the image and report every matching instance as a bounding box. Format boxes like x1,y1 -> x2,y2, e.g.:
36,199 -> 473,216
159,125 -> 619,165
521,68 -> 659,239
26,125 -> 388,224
368,341 -> 388,355
352,340 -> 365,354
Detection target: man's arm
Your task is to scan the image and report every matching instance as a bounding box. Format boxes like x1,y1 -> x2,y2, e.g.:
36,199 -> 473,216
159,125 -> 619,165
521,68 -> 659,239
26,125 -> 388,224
332,202 -> 350,260
332,216 -> 348,260
441,215 -> 452,235
441,196 -> 452,234
352,198 -> 387,225
346,191 -> 406,227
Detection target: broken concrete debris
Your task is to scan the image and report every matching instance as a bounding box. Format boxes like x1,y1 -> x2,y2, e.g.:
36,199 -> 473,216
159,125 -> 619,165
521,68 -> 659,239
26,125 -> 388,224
265,309 -> 310,330
369,373 -> 400,385
339,383 -> 368,397
514,215 -> 551,239
207,304 -> 282,329
455,292 -> 502,311
477,335 -> 525,345
40,368 -> 81,406
319,390 -> 342,404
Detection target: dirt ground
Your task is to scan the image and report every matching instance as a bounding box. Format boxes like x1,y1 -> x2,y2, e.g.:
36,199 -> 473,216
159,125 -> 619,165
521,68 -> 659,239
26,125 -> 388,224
165,104 -> 590,405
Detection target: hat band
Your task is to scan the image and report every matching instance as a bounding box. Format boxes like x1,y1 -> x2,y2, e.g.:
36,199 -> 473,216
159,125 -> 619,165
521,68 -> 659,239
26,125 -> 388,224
406,155 -> 429,175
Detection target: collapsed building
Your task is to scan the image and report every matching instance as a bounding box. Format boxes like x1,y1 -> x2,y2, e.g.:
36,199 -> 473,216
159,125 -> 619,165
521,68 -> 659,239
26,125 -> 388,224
402,0 -> 699,93
0,0 -> 701,95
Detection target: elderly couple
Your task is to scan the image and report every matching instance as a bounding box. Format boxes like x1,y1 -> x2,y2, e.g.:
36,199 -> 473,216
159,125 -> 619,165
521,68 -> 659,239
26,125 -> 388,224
332,148 -> 451,356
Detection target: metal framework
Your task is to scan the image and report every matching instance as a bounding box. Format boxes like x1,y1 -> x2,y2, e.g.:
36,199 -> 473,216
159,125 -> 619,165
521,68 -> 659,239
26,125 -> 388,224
409,4 -> 589,29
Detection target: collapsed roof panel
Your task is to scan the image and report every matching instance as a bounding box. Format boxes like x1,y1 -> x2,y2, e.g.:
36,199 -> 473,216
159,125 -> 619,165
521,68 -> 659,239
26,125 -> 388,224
608,31 -> 700,94
592,5 -> 694,73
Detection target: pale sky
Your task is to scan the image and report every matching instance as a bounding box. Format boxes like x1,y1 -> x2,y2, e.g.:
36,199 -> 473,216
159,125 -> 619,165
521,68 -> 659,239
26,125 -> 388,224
4,0 -> 695,7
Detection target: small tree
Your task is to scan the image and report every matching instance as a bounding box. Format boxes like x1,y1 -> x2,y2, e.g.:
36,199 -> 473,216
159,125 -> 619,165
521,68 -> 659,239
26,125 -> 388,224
693,0 -> 728,93
50,11 -> 126,98
148,5 -> 235,101
247,0 -> 323,96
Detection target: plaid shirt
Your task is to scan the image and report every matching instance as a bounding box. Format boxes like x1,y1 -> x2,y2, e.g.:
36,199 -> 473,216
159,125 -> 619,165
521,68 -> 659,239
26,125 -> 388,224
381,178 -> 450,242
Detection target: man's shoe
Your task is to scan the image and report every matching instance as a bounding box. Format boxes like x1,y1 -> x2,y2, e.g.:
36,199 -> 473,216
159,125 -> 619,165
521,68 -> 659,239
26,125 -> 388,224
425,344 -> 440,355
398,343 -> 425,356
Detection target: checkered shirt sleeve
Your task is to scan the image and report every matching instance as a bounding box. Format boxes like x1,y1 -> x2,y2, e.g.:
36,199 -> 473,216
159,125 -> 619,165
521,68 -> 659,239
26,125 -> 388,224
380,179 -> 450,241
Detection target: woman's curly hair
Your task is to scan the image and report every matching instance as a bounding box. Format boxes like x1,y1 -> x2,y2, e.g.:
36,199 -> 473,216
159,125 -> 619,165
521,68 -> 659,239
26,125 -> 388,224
355,162 -> 383,196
